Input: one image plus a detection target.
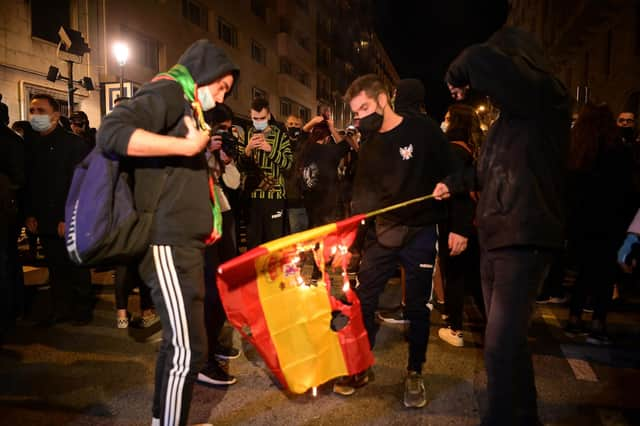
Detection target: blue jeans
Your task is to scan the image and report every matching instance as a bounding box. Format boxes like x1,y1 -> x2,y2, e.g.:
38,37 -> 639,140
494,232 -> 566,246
480,247 -> 552,426
356,225 -> 437,373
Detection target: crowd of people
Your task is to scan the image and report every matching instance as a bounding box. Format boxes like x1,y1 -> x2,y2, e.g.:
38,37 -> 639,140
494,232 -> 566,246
1,25 -> 639,426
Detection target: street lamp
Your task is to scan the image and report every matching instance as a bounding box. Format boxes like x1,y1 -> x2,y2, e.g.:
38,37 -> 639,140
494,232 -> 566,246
113,42 -> 129,97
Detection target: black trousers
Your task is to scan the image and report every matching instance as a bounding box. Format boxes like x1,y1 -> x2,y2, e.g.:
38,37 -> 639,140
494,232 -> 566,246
204,211 -> 236,361
568,236 -> 618,324
356,225 -> 437,373
40,235 -> 92,320
441,235 -> 484,330
114,264 -> 153,312
480,246 -> 552,426
139,244 -> 206,426
0,220 -> 23,337
247,198 -> 285,249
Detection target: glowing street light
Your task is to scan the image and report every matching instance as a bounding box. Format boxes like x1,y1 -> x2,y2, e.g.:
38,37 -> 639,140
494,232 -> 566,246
113,42 -> 129,97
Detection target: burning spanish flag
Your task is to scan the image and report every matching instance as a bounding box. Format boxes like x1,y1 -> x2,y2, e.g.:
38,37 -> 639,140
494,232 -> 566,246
217,214 -> 372,394
217,194 -> 435,394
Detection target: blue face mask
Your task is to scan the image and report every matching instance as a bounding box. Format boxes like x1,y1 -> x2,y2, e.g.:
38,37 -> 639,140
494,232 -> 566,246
253,119 -> 268,131
197,86 -> 216,111
30,114 -> 52,132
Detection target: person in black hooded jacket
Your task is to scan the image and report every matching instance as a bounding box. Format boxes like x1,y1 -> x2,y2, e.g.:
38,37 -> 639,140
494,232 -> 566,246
98,39 -> 239,426
433,27 -> 571,426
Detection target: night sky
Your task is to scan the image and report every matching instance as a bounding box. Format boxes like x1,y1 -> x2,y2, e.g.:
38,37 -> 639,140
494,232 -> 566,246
373,0 -> 509,120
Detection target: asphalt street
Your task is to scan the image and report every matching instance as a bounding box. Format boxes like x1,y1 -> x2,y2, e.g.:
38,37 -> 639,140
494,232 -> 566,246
1,272 -> 639,426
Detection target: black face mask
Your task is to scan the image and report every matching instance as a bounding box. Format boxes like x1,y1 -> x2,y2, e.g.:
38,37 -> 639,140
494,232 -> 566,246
358,109 -> 384,136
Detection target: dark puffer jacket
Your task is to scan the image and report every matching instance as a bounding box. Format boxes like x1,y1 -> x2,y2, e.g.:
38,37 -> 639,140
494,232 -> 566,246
444,27 -> 571,250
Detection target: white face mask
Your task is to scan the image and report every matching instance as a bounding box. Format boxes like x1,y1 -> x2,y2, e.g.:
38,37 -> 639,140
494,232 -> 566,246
197,86 -> 216,111
30,114 -> 53,132
253,119 -> 268,131
440,121 -> 448,133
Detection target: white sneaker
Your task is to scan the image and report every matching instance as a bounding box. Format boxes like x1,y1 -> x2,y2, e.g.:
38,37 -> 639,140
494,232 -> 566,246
438,327 -> 464,347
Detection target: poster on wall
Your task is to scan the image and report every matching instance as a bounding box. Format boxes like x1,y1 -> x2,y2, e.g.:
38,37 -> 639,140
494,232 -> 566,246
102,81 -> 136,115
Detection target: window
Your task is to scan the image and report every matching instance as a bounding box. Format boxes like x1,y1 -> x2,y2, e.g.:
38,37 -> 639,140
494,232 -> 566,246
252,87 -> 268,100
295,33 -> 310,52
31,0 -> 70,43
299,106 -> 310,122
121,27 -> 160,72
296,0 -> 309,12
24,83 -> 74,117
295,69 -> 310,87
218,17 -> 238,48
280,98 -> 292,117
182,0 -> 208,29
251,0 -> 266,19
251,40 -> 266,65
317,45 -> 330,68
280,57 -> 292,74
604,30 -> 612,77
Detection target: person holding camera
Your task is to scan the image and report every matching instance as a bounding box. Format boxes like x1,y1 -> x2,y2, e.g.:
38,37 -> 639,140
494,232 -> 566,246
195,103 -> 242,388
239,97 -> 292,249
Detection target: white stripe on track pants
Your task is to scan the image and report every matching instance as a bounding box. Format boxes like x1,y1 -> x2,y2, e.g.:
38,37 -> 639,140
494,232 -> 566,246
140,244 -> 206,426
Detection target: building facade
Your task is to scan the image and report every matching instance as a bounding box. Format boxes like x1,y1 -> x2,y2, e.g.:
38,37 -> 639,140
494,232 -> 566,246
0,0 -> 397,129
507,0 -> 640,116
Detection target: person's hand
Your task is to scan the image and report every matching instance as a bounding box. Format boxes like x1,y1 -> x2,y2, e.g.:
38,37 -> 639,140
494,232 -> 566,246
57,221 -> 65,238
448,232 -> 468,256
433,182 -> 451,200
25,216 -> 38,234
260,139 -> 272,152
245,133 -> 262,155
220,150 -> 231,164
447,83 -> 470,101
327,118 -> 335,130
209,134 -> 222,152
182,116 -> 210,156
304,115 -> 325,131
618,233 -> 640,273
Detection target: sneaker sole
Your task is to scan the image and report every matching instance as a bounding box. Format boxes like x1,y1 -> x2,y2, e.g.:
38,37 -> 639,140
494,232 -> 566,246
332,385 -> 356,396
214,352 -> 242,360
403,399 -> 427,408
585,337 -> 612,346
376,313 -> 408,324
564,330 -> 588,338
196,373 -> 237,386
438,329 -> 464,347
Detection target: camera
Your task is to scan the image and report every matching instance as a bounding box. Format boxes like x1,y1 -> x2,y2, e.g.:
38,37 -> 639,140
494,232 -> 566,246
345,125 -> 357,138
215,129 -> 239,160
288,127 -> 301,139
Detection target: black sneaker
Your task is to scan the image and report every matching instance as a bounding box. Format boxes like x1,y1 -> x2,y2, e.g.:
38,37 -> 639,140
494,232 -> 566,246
586,331 -> 612,346
214,345 -> 241,360
377,309 -> 408,324
404,371 -> 427,408
197,361 -> 237,386
332,368 -> 371,396
564,321 -> 588,338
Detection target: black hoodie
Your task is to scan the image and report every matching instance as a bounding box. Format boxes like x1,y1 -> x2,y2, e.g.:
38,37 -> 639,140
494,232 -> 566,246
98,40 -> 239,248
444,27 -> 571,250
394,79 -> 425,119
